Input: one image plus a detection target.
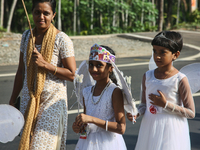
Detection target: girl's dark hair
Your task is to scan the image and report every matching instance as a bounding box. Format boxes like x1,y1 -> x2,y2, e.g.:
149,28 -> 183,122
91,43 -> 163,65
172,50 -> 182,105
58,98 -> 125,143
151,31 -> 183,53
100,45 -> 118,85
32,0 -> 56,14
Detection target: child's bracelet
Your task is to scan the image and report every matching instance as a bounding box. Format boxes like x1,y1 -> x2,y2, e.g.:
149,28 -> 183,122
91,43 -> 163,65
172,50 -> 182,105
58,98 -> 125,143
164,101 -> 168,109
172,104 -> 176,112
54,66 -> 57,75
106,120 -> 108,131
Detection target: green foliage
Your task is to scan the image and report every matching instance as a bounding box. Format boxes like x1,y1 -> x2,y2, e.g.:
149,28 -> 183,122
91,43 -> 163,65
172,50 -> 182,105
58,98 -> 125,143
0,27 -> 6,32
3,0 -> 156,34
173,22 -> 200,31
189,10 -> 200,24
4,0 -> 200,34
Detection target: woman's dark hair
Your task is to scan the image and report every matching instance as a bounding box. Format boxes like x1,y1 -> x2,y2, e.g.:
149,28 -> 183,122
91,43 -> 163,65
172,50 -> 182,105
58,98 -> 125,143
151,31 -> 183,53
100,45 -> 118,85
32,0 -> 56,14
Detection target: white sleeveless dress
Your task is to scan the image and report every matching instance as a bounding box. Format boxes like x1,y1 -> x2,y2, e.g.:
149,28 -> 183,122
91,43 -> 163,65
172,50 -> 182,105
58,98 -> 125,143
75,83 -> 127,150
135,70 -> 191,150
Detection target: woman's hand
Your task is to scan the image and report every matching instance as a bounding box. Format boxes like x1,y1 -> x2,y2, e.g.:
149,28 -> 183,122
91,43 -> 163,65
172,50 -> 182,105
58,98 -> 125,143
32,48 -> 46,68
126,113 -> 139,122
149,90 -> 167,108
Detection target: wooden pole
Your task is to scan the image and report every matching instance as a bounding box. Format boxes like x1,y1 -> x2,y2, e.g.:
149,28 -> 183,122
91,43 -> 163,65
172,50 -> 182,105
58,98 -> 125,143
21,0 -> 35,50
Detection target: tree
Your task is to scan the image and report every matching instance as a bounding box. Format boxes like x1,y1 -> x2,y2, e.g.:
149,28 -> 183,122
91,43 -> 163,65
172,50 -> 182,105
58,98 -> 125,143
121,0 -> 124,28
112,0 -> 117,27
1,0 -> 158,34
77,0 -> 80,34
0,0 -> 4,27
6,0 -> 18,32
166,0 -> 172,29
158,0 -> 164,31
125,0 -> 131,29
90,0 -> 94,30
73,0 -> 77,34
141,0 -> 144,24
176,0 -> 181,25
181,0 -> 188,22
152,0 -> 155,29
58,0 -> 62,30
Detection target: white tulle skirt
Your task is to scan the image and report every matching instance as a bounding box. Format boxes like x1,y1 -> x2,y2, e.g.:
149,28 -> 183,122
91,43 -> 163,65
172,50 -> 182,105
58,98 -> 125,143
75,124 -> 127,150
135,110 -> 191,150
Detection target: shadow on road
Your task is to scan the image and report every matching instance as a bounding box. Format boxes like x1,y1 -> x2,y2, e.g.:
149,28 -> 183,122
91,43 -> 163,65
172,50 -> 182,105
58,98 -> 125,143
190,132 -> 200,150
193,113 -> 200,121
123,134 -> 138,149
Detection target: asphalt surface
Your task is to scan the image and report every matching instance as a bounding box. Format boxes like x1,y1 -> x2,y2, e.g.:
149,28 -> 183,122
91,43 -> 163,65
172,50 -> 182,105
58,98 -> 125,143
0,30 -> 200,150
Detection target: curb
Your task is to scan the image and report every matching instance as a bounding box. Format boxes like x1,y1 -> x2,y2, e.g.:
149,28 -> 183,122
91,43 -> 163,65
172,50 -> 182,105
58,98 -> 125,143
70,33 -> 119,39
118,33 -> 200,52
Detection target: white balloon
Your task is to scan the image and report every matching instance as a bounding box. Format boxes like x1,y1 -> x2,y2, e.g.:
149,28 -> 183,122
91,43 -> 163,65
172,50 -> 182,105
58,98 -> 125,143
180,63 -> 200,94
148,52 -> 157,70
0,104 -> 24,143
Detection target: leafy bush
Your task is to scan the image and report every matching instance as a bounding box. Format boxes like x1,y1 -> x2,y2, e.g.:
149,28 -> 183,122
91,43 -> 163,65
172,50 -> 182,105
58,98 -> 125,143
0,27 -> 6,32
189,10 -> 200,24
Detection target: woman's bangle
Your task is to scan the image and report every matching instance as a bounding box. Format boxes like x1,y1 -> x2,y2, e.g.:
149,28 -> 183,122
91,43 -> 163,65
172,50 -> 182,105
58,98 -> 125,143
54,66 -> 57,75
106,120 -> 108,131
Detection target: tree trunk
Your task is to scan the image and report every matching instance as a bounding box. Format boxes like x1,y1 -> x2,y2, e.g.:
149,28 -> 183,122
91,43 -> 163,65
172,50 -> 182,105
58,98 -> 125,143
116,0 -> 119,30
100,12 -> 102,29
176,0 -> 180,25
128,1 -> 133,27
152,0 -> 155,30
107,2 -> 110,33
1,0 -> 4,27
58,0 -> 62,30
112,0 -> 117,27
166,0 -> 172,29
125,0 -> 130,29
148,0 -> 151,28
73,0 -> 77,35
181,0 -> 187,11
77,0 -> 80,34
125,9 -> 128,28
181,0 -> 186,22
158,0 -> 164,31
141,0 -> 144,24
121,0 -> 124,28
6,0 -> 17,32
90,0 -> 94,30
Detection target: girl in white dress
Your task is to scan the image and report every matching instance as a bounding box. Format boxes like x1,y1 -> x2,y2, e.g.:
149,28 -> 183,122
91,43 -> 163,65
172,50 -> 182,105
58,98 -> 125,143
72,44 -> 128,150
127,31 -> 195,150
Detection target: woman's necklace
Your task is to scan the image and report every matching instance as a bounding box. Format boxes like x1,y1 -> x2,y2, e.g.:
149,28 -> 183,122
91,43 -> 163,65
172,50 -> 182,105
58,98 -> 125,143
91,80 -> 111,105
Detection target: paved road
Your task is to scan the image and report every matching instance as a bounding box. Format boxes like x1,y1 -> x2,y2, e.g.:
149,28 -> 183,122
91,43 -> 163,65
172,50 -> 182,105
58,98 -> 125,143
0,31 -> 200,150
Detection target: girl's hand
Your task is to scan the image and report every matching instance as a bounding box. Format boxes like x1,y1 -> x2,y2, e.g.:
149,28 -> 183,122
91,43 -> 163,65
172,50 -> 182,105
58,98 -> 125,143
32,48 -> 46,68
126,113 -> 139,122
72,122 -> 81,133
9,98 -> 15,106
75,113 -> 92,126
149,90 -> 167,108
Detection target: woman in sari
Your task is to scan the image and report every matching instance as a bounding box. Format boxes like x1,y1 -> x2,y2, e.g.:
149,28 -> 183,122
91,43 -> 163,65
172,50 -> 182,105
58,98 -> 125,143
9,0 -> 76,149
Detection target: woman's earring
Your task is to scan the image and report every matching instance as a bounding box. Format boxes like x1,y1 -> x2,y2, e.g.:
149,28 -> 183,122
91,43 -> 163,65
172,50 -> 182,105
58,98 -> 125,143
52,19 -> 54,23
